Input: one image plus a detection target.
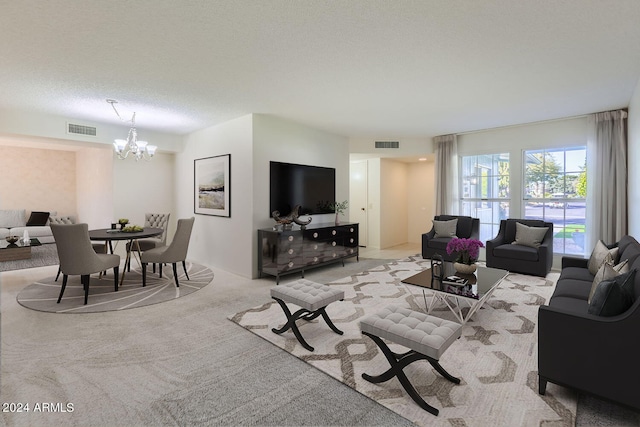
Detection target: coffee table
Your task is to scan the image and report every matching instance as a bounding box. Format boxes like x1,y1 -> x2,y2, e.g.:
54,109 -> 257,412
0,238 -> 42,262
401,263 -> 508,324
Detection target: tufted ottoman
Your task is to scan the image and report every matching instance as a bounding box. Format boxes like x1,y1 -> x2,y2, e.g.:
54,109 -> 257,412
360,305 -> 462,416
270,279 -> 345,351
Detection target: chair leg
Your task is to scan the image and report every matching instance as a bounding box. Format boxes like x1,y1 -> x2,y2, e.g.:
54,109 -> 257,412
159,263 -> 163,278
82,274 -> 90,305
113,266 -> 119,292
172,262 -> 180,287
57,275 -> 68,303
153,263 -> 156,274
142,263 -> 147,287
182,261 -> 189,280
361,331 -> 460,416
55,267 -> 61,282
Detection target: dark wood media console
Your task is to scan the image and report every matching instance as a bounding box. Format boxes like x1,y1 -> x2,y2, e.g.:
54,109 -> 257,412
258,222 -> 359,283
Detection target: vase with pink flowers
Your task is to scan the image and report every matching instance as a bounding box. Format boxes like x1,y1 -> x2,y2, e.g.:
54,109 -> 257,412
446,237 -> 484,274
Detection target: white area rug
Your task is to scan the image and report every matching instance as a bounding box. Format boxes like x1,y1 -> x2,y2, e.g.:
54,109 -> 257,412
230,255 -> 576,427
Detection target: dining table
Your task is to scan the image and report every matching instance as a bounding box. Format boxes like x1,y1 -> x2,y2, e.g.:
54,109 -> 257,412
89,227 -> 163,286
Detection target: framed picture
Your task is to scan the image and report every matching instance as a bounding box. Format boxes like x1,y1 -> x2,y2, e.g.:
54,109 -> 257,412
194,154 -> 231,217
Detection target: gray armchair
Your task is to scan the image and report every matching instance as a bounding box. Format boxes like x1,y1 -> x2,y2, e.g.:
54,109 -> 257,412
486,218 -> 554,277
422,215 -> 480,261
51,223 -> 120,305
141,217 -> 194,287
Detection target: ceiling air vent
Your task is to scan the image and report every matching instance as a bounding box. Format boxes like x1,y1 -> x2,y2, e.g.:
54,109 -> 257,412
375,141 -> 399,149
67,123 -> 97,137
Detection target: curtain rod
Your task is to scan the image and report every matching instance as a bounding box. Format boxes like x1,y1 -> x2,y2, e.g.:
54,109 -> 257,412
448,108 -> 627,138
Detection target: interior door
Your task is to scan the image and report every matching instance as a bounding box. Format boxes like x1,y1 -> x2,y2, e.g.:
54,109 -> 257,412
349,160 -> 368,247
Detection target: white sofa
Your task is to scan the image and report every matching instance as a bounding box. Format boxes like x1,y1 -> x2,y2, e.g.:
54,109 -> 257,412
0,209 -> 75,244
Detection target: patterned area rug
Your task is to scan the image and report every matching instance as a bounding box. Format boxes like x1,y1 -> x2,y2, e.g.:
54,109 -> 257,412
16,262 -> 214,313
230,255 -> 577,426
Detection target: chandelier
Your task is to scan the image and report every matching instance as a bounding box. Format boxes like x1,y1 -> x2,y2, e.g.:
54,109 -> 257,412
107,99 -> 157,161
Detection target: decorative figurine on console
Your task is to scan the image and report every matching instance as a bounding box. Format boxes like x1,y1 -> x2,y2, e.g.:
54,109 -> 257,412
431,253 -> 444,286
272,204 -> 312,230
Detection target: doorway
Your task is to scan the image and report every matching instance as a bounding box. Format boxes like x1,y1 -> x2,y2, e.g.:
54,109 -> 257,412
350,160 -> 368,247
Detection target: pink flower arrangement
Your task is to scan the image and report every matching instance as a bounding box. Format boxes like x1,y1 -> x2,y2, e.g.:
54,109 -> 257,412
446,238 -> 484,265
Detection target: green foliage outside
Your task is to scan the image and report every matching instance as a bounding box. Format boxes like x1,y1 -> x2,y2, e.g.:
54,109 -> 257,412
554,224 -> 585,238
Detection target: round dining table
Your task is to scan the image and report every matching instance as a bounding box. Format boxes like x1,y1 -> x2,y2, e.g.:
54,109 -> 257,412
89,227 -> 163,286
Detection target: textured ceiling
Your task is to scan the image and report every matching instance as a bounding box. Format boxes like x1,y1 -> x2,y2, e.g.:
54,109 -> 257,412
1,0 -> 640,138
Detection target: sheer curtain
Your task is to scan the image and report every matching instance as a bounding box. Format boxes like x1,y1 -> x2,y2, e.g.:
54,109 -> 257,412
586,110 -> 628,252
434,134 -> 459,215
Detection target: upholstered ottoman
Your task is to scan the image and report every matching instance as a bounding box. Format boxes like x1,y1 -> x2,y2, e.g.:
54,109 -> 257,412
270,279 -> 345,351
360,305 -> 462,416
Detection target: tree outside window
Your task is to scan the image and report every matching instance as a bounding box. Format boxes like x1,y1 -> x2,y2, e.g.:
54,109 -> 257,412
523,147 -> 586,255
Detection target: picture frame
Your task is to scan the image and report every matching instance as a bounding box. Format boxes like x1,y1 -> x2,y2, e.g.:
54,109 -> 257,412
194,154 -> 231,217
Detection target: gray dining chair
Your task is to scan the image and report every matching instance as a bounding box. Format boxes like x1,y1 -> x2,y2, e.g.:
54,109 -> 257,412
141,217 -> 194,288
51,223 -> 120,305
125,212 -> 171,272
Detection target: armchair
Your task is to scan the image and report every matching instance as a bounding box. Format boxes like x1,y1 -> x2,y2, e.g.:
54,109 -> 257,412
486,218 -> 553,277
421,215 -> 479,261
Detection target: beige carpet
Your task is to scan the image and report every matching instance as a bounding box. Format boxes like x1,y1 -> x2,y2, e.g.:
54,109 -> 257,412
230,255 -> 577,426
16,262 -> 214,313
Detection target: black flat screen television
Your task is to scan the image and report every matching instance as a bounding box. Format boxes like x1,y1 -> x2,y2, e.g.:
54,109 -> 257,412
270,161 -> 336,216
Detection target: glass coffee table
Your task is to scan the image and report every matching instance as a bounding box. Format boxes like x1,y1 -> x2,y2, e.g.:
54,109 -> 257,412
401,262 -> 508,324
0,238 -> 42,262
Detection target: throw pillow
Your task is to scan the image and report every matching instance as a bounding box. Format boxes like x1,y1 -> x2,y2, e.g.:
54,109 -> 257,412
511,222 -> 549,248
588,269 -> 636,317
26,211 -> 50,226
588,259 -> 628,304
588,240 -> 620,275
433,219 -> 458,239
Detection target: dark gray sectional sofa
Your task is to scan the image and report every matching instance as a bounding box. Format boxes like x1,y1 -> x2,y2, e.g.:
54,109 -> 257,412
538,235 -> 640,411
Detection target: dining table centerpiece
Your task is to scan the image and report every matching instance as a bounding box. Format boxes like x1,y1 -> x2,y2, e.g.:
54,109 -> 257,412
446,237 -> 484,274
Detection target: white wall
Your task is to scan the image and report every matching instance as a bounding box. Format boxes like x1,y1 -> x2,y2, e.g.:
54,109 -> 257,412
628,79 -> 640,237
76,147 -> 114,229
0,108 -> 183,152
366,158 -> 381,249
112,151 -> 175,235
349,137 -> 433,159
176,115 -> 254,278
408,161 -> 436,243
380,159 -> 409,248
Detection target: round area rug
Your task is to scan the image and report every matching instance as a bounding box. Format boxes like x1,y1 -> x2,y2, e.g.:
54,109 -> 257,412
16,262 -> 214,313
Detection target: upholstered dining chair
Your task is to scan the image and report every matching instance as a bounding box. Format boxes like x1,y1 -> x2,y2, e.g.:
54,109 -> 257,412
125,212 -> 171,272
51,223 -> 120,305
141,217 -> 195,288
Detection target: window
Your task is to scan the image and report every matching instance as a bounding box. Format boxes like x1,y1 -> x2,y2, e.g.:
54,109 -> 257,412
523,147 -> 586,255
460,153 -> 510,242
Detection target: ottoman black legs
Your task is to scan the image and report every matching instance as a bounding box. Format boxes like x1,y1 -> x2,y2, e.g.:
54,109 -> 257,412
271,297 -> 344,351
362,331 -> 460,416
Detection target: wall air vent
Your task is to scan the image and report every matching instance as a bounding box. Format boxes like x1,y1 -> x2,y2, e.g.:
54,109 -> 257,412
67,123 -> 97,136
375,141 -> 399,149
